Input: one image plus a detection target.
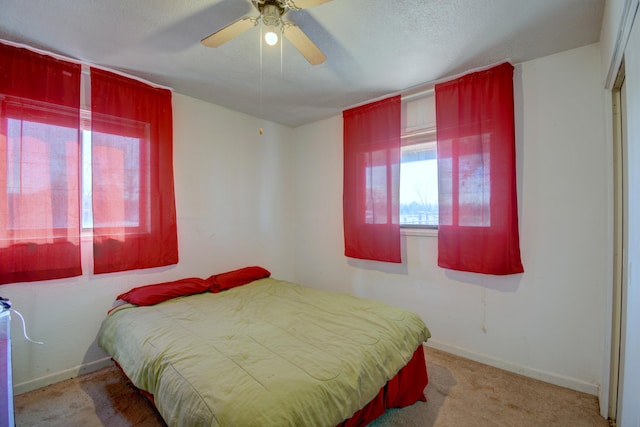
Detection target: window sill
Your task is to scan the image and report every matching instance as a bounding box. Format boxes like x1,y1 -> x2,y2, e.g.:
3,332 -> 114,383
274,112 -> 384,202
400,227 -> 438,237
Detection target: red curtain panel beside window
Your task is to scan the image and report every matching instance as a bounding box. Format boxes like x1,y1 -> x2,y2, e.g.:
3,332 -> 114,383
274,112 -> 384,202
435,62 -> 524,275
90,68 -> 178,274
0,43 -> 82,284
343,96 -> 401,263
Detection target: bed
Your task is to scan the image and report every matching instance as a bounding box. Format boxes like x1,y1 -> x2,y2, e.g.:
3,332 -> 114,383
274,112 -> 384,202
98,267 -> 431,426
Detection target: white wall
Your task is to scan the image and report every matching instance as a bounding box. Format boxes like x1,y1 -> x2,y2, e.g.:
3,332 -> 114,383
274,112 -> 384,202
292,43 -> 609,396
2,94 -> 296,393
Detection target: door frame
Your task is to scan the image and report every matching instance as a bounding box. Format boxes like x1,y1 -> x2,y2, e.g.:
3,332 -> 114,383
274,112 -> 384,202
608,62 -> 626,425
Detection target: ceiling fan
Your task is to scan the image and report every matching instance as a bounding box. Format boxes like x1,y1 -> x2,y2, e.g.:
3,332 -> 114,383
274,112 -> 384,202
201,0 -> 331,65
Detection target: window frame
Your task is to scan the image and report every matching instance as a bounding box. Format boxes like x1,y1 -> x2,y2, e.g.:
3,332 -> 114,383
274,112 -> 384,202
400,90 -> 439,230
88,111 -> 151,235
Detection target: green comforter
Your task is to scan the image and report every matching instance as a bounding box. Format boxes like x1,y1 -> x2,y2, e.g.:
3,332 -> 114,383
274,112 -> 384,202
98,278 -> 430,426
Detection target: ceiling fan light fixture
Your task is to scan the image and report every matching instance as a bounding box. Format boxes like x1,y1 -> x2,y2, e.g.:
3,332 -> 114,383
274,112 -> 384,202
262,3 -> 282,27
262,3 -> 282,46
265,30 -> 279,46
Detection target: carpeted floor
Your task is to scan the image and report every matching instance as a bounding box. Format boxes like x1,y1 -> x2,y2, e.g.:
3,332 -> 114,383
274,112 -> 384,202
14,346 -> 609,426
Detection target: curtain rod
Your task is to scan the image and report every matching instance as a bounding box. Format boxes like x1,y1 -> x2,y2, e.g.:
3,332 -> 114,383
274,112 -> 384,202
344,59 -> 515,111
402,88 -> 434,101
0,38 -> 173,92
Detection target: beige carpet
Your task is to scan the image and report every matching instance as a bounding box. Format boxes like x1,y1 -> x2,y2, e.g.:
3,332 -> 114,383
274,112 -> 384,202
14,346 -> 609,426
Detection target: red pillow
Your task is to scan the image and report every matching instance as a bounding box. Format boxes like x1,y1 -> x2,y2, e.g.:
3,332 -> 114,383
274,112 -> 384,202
208,266 -> 271,293
117,277 -> 210,306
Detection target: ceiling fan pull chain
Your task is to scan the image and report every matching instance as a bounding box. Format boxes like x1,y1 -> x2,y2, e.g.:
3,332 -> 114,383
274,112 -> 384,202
260,20 -> 264,128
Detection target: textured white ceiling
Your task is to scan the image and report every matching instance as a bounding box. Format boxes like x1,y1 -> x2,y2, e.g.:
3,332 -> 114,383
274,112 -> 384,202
0,0 -> 604,127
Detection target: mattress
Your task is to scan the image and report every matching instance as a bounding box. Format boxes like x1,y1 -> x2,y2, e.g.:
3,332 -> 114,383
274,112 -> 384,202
98,277 -> 431,426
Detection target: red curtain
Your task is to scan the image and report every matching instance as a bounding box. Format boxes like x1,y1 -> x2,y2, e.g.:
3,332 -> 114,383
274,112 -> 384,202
0,43 -> 82,284
91,68 -> 178,274
435,62 -> 523,275
343,96 -> 401,263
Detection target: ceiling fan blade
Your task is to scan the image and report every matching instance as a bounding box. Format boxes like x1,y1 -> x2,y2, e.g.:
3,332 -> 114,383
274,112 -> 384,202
287,0 -> 332,10
283,23 -> 326,65
201,17 -> 257,48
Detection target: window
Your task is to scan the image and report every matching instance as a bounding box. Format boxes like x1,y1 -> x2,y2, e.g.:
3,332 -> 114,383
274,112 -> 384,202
438,133 -> 491,227
1,42 -> 178,284
400,91 -> 438,228
90,114 -> 149,231
81,84 -> 150,233
364,154 -> 395,225
5,99 -> 80,234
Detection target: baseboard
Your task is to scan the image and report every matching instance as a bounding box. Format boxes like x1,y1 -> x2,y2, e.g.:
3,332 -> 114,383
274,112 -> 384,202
15,343 -> 599,397
424,339 -> 599,396
13,357 -> 114,395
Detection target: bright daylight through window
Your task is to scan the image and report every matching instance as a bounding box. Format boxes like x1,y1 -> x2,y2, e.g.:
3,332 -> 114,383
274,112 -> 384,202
400,91 -> 438,228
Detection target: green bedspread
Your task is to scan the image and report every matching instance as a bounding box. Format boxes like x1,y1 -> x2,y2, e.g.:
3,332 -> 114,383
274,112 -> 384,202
98,278 -> 430,427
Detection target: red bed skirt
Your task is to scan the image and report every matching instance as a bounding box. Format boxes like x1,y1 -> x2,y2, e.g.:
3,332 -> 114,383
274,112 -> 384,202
337,344 -> 429,426
115,344 -> 428,426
